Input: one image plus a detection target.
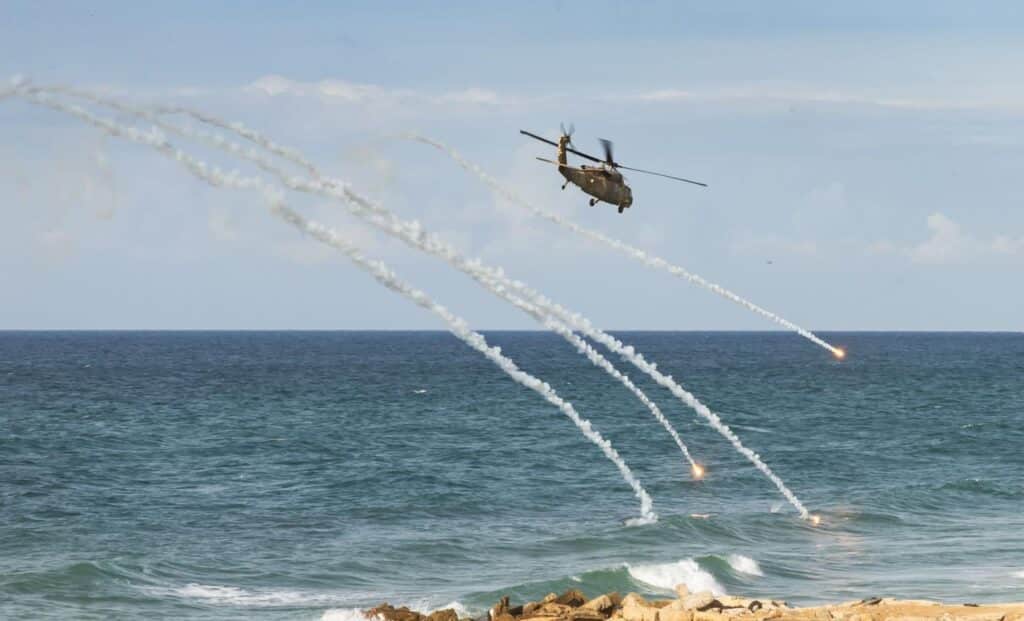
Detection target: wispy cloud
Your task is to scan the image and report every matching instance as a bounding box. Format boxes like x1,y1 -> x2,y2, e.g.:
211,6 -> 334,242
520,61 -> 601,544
607,85 -> 1024,114
247,75 -> 505,107
872,212 -> 1024,265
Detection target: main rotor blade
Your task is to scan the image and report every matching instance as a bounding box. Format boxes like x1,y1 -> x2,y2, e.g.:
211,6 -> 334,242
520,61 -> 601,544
520,129 -> 603,163
565,145 -> 603,163
599,138 -> 614,164
520,129 -> 558,148
617,165 -> 708,187
535,156 -> 586,172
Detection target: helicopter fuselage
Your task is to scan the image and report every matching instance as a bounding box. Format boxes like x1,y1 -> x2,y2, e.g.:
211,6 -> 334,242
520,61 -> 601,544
558,137 -> 633,212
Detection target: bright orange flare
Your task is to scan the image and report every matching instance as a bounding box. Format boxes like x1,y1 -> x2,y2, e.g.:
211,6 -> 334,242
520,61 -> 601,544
692,464 -> 705,480
810,515 -> 822,526
833,347 -> 846,360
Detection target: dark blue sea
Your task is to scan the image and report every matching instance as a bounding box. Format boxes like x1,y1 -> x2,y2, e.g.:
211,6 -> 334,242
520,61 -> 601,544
2,331 -> 1022,620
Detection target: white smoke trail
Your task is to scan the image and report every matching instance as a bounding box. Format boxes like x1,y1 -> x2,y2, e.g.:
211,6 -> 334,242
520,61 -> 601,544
145,104 -> 811,519
10,88 -> 657,523
408,134 -> 844,359
24,83 -> 700,476
22,85 -> 811,518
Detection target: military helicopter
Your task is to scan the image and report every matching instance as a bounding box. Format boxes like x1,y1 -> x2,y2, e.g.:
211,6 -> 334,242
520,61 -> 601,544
520,124 -> 706,213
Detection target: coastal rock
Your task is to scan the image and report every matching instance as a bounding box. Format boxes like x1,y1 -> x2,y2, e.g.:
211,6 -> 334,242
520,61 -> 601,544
682,593 -> 722,612
427,610 -> 458,621
544,594 -> 559,605
367,604 -> 424,621
622,594 -> 660,621
537,603 -> 574,617
522,602 -> 541,617
622,594 -> 649,609
660,608 -> 694,621
570,609 -> 608,621
582,594 -> 617,614
557,590 -> 588,607
490,596 -> 516,621
675,585 -> 691,600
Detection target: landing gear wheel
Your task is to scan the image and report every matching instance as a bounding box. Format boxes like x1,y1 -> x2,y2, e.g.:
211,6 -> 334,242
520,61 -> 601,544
618,205 -> 625,213
589,198 -> 597,206
561,181 -> 569,190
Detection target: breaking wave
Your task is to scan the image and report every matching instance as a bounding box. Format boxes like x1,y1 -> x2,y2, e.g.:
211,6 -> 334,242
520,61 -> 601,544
726,555 -> 764,577
626,559 -> 726,595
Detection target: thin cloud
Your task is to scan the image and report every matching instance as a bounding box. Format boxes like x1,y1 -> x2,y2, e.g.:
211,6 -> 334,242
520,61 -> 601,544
871,212 -> 1024,265
247,75 -> 505,107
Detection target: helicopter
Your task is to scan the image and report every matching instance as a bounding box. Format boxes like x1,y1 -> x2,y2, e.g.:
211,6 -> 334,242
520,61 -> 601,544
520,124 -> 706,213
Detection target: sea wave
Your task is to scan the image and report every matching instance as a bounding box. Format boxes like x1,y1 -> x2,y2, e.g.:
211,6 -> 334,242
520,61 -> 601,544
322,600 -> 471,621
324,609 -> 372,621
725,555 -> 763,577
167,583 -> 344,607
626,559 -> 725,595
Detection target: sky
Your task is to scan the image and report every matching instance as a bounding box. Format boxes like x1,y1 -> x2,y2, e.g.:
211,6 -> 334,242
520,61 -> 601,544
2,1 -> 1023,331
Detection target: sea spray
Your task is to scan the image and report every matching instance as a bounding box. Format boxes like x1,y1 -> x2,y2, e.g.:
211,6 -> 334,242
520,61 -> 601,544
627,559 -> 725,595
24,84 -> 811,518
408,134 -> 843,358
11,89 -> 657,523
726,554 -> 764,577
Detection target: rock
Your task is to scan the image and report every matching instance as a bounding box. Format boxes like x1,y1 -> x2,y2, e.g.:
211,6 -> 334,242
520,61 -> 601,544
582,595 -> 617,614
492,596 -> 511,619
651,601 -> 675,610
523,602 -> 541,617
557,590 -> 588,608
543,594 -> 559,605
427,610 -> 458,621
681,593 -> 722,612
660,609 -> 693,621
570,610 -> 607,621
622,594 -> 660,621
675,585 -> 691,600
537,603 -> 574,617
368,604 -> 423,621
718,597 -> 754,610
622,595 -> 649,609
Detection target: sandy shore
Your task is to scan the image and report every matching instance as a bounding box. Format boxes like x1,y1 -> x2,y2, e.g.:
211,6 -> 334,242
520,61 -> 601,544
366,587 -> 1024,621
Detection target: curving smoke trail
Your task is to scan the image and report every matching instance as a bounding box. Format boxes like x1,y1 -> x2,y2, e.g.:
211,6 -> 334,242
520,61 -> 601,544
141,102 -> 811,518
20,84 -> 813,519
408,134 -> 844,359
24,83 -> 701,477
10,88 -> 658,524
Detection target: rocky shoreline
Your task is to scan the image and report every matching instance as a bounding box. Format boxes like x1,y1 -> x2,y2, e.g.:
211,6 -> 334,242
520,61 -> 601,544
364,587 -> 1024,621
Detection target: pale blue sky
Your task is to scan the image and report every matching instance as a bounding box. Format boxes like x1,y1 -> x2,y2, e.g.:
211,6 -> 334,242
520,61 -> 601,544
2,2 -> 1023,330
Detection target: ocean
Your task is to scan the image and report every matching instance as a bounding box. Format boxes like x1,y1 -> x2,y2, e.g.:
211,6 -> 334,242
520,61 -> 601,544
1,331 -> 1022,620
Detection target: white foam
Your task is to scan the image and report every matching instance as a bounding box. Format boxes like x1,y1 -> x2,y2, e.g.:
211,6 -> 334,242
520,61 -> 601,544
726,555 -> 764,577
627,559 -> 725,595
172,583 -> 339,607
323,609 -> 371,621
1013,570 -> 1024,579
624,514 -> 659,527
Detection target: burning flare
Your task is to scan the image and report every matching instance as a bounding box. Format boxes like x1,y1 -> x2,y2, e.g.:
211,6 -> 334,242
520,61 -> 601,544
833,347 -> 847,360
692,464 -> 706,480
